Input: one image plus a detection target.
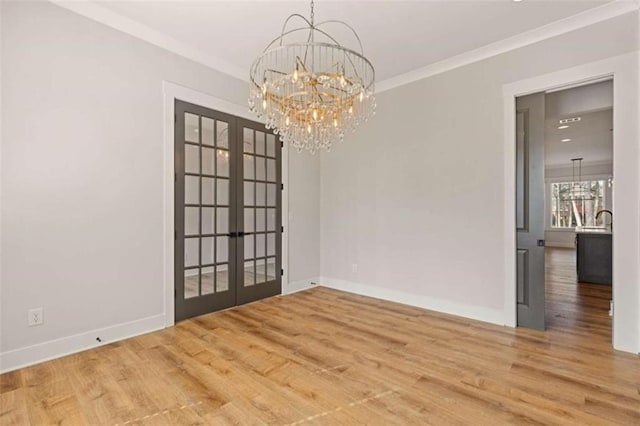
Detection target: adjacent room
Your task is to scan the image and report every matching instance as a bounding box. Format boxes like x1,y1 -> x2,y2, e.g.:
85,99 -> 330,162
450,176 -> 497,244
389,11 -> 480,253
543,80 -> 614,338
1,1 -> 639,424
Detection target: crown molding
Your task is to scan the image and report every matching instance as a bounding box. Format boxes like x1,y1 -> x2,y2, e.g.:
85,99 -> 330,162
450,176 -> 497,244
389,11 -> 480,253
49,1 -> 639,94
49,0 -> 247,81
376,0 -> 640,93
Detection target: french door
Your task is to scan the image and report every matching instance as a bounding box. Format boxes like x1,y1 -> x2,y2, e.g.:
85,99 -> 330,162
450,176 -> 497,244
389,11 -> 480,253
175,100 -> 282,322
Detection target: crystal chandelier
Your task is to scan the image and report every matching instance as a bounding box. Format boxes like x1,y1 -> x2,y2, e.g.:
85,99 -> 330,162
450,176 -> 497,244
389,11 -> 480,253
249,0 -> 375,153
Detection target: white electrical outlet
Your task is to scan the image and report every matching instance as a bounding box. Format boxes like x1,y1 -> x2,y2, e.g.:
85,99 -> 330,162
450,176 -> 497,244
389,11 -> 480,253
28,308 -> 44,327
352,263 -> 358,273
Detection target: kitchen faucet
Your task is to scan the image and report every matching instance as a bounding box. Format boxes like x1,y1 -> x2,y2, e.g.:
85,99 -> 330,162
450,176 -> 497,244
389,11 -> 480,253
596,209 -> 613,231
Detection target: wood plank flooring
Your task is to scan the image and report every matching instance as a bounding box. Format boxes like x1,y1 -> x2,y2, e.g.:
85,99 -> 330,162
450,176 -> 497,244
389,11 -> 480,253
2,248 -> 639,425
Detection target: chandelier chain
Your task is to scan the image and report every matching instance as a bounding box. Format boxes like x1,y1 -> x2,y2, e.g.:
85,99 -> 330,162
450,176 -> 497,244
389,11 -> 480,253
310,0 -> 315,26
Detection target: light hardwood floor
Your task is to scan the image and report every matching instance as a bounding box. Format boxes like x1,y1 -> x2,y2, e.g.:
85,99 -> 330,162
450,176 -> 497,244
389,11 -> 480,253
1,249 -> 638,425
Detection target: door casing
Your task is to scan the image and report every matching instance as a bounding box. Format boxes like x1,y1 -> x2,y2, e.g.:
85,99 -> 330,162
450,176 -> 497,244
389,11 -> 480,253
503,52 -> 640,353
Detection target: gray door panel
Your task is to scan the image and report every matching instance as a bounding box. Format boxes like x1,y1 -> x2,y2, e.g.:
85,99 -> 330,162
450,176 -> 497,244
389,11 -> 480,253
516,93 -> 546,330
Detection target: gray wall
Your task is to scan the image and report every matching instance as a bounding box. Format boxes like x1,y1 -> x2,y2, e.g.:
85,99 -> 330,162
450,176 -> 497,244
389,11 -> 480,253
0,0 -> 320,363
319,13 -> 638,321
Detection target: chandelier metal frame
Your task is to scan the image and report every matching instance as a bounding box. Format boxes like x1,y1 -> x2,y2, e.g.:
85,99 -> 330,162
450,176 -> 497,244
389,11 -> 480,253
249,0 -> 376,153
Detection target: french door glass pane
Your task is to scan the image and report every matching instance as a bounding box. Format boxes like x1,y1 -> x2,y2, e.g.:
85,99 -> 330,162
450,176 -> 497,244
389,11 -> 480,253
244,235 -> 254,260
243,128 -> 254,153
201,117 -> 214,146
267,209 -> 276,231
256,258 -> 267,284
256,157 -> 266,181
202,178 -> 215,204
202,237 -> 214,264
266,258 -> 276,280
202,147 -> 215,175
216,208 -> 228,234
266,159 -> 276,182
256,208 -> 266,232
217,121 -> 229,148
185,145 -> 199,173
244,182 -> 254,206
185,176 -> 199,204
217,150 -> 230,177
184,238 -> 199,267
217,179 -> 229,205
255,131 -> 265,155
217,268 -> 230,291
216,237 -> 228,262
267,184 -> 276,207
244,155 -> 254,179
256,234 -> 265,258
185,113 -> 199,143
202,266 -> 214,295
185,207 -> 199,235
202,207 -> 214,234
267,233 -> 275,256
244,208 -> 255,233
244,261 -> 255,287
256,183 -> 266,206
266,134 -> 276,157
184,268 -> 199,299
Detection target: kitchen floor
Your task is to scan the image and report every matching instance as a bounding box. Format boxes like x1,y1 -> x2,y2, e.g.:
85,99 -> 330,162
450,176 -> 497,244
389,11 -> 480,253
545,247 -> 612,338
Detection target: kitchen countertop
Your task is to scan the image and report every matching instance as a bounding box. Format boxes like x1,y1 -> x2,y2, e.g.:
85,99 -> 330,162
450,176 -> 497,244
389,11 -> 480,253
575,226 -> 612,235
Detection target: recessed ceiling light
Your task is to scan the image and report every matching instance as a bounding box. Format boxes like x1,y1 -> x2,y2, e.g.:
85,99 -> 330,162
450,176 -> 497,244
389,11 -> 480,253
558,125 -> 569,129
512,0 -> 523,2
559,117 -> 581,124
561,138 -> 572,142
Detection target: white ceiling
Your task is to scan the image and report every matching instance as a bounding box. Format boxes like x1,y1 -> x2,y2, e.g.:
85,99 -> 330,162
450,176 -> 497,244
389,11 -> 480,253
93,0 -> 610,83
545,109 -> 613,168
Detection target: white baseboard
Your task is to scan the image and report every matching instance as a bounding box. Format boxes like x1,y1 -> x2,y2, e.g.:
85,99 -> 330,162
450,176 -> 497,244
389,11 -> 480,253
319,277 -> 505,326
0,314 -> 166,374
283,277 -> 319,295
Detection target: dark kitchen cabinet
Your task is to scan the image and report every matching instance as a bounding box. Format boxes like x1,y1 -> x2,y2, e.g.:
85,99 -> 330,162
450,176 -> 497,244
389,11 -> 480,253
576,233 -> 612,285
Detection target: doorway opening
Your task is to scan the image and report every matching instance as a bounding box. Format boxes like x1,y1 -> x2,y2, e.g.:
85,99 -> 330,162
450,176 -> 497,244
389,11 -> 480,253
174,100 -> 283,322
543,80 -> 613,338
515,79 -> 614,343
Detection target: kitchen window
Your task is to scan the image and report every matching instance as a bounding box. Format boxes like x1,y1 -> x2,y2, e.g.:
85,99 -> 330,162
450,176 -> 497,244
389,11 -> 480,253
550,180 -> 606,229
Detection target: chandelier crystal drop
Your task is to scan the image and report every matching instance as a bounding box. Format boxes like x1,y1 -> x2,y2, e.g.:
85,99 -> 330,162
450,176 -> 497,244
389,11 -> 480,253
249,0 -> 375,154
